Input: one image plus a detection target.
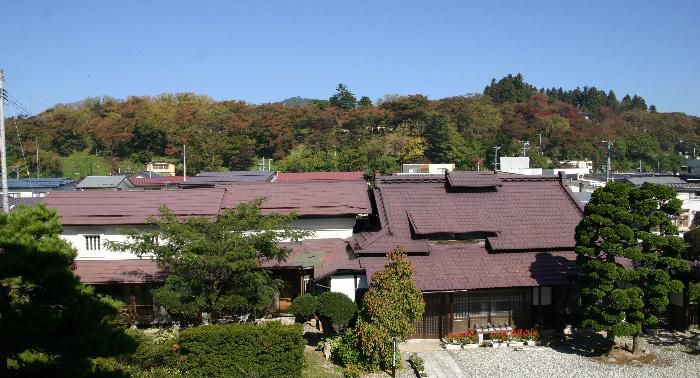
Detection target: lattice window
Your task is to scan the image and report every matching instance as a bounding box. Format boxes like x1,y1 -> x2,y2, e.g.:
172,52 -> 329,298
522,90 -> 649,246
84,235 -> 101,251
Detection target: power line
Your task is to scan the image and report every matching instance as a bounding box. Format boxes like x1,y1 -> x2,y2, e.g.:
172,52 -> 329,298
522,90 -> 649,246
1,90 -> 35,183
4,81 -> 50,110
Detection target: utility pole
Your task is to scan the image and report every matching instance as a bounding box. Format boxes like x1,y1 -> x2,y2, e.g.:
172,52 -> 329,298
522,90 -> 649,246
492,146 -> 502,172
602,140 -> 614,182
0,70 -> 8,213
183,144 -> 187,182
520,140 -> 530,157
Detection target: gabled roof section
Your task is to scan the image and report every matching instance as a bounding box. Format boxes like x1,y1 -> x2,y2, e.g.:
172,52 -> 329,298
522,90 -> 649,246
446,171 -> 501,189
44,189 -> 226,225
351,173 -> 583,255
76,175 -> 131,189
277,171 -> 366,182
221,181 -> 371,216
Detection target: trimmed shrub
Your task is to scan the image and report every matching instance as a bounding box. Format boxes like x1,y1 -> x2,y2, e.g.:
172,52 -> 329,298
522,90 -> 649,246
317,292 -> 356,326
178,322 -> 304,377
288,294 -> 318,321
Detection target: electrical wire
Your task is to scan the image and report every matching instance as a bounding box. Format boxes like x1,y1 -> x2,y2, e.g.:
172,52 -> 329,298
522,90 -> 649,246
2,90 -> 35,185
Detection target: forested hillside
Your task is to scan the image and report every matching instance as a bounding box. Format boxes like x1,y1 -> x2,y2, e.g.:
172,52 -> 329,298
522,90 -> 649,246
6,74 -> 699,178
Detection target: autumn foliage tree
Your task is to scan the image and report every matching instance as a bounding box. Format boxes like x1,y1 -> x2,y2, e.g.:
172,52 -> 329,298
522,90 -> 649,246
574,182 -> 688,354
356,246 -> 424,370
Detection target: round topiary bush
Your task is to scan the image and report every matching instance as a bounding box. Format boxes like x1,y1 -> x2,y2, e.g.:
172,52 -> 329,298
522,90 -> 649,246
317,292 -> 356,326
288,294 -> 318,321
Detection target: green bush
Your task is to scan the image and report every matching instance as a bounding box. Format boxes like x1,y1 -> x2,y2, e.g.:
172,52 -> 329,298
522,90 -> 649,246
317,292 -> 356,326
178,322 -> 304,377
121,329 -> 179,370
344,363 -> 363,378
332,331 -> 362,367
288,294 -> 318,321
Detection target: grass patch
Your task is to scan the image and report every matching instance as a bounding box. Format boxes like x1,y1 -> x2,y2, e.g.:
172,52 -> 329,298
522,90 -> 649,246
303,346 -> 344,378
62,151 -> 142,178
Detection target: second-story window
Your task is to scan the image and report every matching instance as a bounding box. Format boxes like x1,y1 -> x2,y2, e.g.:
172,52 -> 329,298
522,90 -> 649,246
85,235 -> 101,251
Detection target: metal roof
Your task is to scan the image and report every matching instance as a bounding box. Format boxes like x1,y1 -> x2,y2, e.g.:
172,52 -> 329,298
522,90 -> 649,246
7,178 -> 75,189
76,176 -> 131,189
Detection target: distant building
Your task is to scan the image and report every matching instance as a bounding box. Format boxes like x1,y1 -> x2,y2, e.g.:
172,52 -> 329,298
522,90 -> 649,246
401,163 -> 455,174
146,162 -> 176,177
499,157 -> 543,175
76,176 -> 134,191
7,178 -> 76,198
558,160 -> 593,170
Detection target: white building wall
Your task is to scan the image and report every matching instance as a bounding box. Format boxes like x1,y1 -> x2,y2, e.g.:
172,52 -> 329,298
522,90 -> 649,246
291,218 -> 356,240
65,216 -> 358,260
63,225 -> 152,260
329,274 -> 369,302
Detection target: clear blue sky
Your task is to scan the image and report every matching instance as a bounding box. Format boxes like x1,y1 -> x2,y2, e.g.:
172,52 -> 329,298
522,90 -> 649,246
4,0 -> 699,116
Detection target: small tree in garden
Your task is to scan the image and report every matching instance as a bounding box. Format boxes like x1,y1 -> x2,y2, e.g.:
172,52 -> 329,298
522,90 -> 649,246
317,292 -> 356,330
108,200 -> 311,323
288,294 -> 318,322
575,182 -> 688,354
356,246 -> 425,370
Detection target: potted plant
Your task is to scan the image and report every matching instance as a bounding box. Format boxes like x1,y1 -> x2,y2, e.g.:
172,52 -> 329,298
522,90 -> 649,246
458,330 -> 479,349
507,329 -> 525,347
489,331 -> 509,348
444,333 -> 463,350
523,328 -> 542,346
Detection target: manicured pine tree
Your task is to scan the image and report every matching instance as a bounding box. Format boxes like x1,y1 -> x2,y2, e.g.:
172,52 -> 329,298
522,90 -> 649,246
0,205 -> 135,374
575,182 -> 688,354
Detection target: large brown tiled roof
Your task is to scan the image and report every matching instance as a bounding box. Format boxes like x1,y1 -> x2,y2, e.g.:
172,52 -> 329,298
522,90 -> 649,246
277,171 -> 366,182
73,259 -> 164,284
352,173 -> 582,254
44,189 -> 226,225
221,181 -> 371,216
346,172 -> 584,289
357,244 -> 578,291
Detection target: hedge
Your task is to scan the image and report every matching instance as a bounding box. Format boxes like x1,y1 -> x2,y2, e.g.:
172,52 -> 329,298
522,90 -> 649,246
317,292 -> 356,325
178,322 -> 304,378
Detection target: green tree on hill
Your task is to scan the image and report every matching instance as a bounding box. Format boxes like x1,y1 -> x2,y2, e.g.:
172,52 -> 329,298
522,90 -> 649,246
329,83 -> 357,110
574,182 -> 688,354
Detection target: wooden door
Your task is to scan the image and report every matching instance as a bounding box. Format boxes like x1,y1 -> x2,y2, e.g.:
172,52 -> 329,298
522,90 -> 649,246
414,294 -> 446,338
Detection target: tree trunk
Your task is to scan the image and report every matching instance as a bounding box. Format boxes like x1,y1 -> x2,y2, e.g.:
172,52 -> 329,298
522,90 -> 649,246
606,331 -> 615,356
632,333 -> 641,355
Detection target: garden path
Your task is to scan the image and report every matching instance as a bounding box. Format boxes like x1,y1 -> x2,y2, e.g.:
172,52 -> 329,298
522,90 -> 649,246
417,350 -> 465,378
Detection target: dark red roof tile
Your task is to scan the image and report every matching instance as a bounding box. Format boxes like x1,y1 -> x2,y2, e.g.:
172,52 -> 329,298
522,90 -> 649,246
221,181 -> 371,216
277,171 -> 366,182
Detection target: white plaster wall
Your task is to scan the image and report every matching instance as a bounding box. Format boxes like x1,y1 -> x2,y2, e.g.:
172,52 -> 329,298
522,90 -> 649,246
291,218 -> 356,240
330,275 -> 359,302
65,216 -> 357,260
63,225 -> 153,260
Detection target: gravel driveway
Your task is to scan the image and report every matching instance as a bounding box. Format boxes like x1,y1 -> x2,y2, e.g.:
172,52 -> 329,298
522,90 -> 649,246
418,342 -> 700,378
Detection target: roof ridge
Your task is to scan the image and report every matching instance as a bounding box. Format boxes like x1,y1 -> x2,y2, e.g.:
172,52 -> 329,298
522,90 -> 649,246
559,180 -> 585,214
